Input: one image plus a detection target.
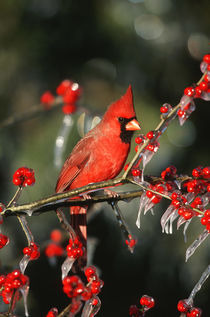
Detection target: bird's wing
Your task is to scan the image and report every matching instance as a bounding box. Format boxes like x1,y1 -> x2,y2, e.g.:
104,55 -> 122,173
55,134 -> 94,193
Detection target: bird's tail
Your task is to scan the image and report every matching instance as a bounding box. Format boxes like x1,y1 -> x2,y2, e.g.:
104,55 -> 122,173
70,206 -> 87,269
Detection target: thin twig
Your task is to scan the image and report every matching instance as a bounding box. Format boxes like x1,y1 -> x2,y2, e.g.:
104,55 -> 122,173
57,303 -> 72,317
0,97 -> 63,130
122,72 -> 206,179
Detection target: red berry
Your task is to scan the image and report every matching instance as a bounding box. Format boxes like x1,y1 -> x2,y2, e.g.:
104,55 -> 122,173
182,210 -> 194,220
135,136 -> 143,144
203,54 -> 210,64
92,298 -> 99,306
140,295 -> 155,309
50,229 -> 62,243
124,163 -> 129,171
177,109 -> 186,117
0,234 -> 9,249
56,80 -> 73,96
160,105 -> 169,113
129,305 -> 140,317
62,104 -> 76,115
40,91 -> 54,107
146,131 -> 155,140
46,308 -> 58,317
184,87 -> 195,96
199,81 -> 208,91
195,86 -> 202,98
187,307 -> 202,317
132,169 -> 141,177
146,190 -> 153,199
177,299 -> 190,313
84,266 -> 96,278
202,167 -> 210,178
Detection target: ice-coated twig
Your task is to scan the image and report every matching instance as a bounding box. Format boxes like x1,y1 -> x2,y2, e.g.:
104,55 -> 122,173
187,264 -> 210,305
111,201 -> 136,253
54,114 -> 74,168
56,208 -> 76,240
185,229 -> 209,262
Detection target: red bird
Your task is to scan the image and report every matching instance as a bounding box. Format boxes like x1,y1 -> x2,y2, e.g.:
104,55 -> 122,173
56,85 -> 140,260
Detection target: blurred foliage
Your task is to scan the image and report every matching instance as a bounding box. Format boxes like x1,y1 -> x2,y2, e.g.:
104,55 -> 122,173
0,0 -> 209,316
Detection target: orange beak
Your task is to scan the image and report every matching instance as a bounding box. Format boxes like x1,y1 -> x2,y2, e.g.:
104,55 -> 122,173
125,118 -> 141,131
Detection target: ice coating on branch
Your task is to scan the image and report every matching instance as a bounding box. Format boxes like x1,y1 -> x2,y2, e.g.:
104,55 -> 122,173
19,255 -> 30,274
200,61 -> 207,73
111,202 -> 137,253
180,95 -> 192,109
178,99 -> 196,126
185,229 -> 209,262
20,284 -> 30,317
54,114 -> 73,168
81,296 -> 101,317
187,264 -> 210,304
201,91 -> 210,101
61,256 -> 75,280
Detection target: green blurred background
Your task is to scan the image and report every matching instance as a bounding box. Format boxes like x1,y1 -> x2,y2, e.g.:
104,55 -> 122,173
0,0 -> 209,316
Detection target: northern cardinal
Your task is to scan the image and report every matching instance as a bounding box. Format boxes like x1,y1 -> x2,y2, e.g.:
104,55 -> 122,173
56,85 -> 140,264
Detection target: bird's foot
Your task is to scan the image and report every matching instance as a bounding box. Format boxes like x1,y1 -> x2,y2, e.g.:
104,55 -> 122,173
104,189 -> 119,198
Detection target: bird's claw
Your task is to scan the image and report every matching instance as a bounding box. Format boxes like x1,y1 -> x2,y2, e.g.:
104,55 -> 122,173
82,194 -> 92,200
104,189 -> 119,198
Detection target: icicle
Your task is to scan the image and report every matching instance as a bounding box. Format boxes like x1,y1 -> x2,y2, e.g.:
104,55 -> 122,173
177,215 -> 189,230
111,202 -> 137,253
187,265 -> 210,304
81,296 -> 101,317
160,204 -> 176,233
185,229 -> 209,262
61,257 -> 75,280
54,114 -> 73,168
169,211 -> 179,234
183,219 -> 192,243
19,255 -> 30,274
144,200 -> 155,215
18,216 -> 35,273
20,284 -> 30,317
136,193 -> 149,228
142,150 -> 154,169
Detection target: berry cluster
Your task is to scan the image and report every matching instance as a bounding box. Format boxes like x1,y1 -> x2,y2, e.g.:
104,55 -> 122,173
0,269 -> 29,304
45,229 -> 64,258
177,299 -> 202,317
0,233 -> 9,249
129,295 -> 155,317
66,237 -> 83,259
23,242 -> 40,260
13,167 -> 35,187
40,79 -> 81,114
62,266 -> 103,315
137,164 -> 210,233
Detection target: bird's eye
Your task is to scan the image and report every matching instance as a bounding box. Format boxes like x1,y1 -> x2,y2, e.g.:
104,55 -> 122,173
118,117 -> 125,123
